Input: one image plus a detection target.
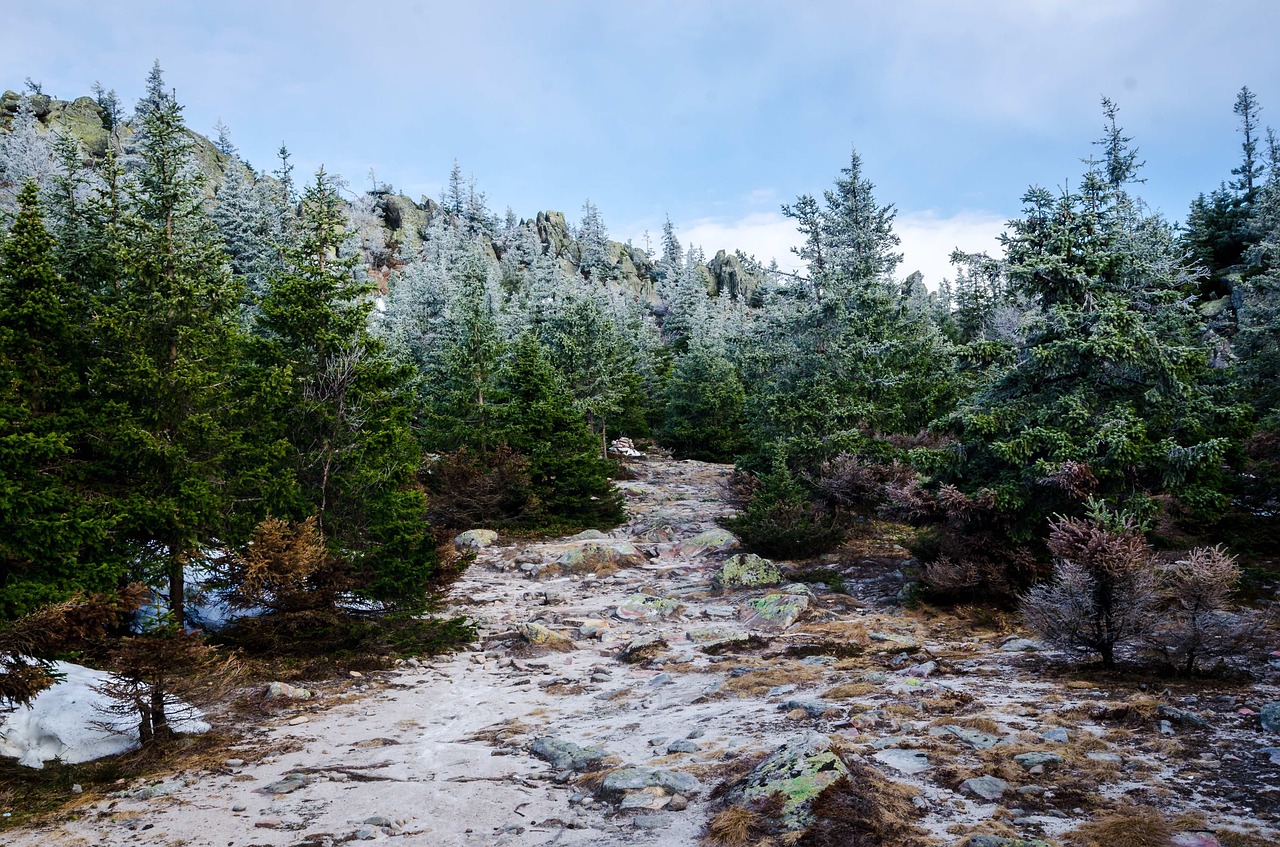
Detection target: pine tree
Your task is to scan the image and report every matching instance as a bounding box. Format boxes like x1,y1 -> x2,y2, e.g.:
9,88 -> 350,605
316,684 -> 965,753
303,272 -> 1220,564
0,185 -> 116,617
662,344 -> 748,462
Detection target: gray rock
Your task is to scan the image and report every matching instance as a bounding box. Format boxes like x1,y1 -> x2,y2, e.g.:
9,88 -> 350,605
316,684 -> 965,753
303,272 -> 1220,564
599,767 -> 701,800
872,748 -> 931,775
1013,752 -> 1063,770
1158,704 -> 1209,728
960,775 -> 1009,801
742,592 -> 810,630
615,594 -> 682,621
667,793 -> 690,811
1040,727 -> 1069,743
530,737 -> 609,772
264,681 -> 311,700
616,634 -> 668,664
939,724 -> 1002,750
257,773 -> 313,795
363,815 -> 394,827
666,739 -> 701,754
631,814 -> 670,829
1261,702 -> 1280,733
1257,747 -> 1280,765
964,837 -> 1053,847
1086,751 -> 1123,763
1000,637 -> 1042,652
781,698 -> 841,718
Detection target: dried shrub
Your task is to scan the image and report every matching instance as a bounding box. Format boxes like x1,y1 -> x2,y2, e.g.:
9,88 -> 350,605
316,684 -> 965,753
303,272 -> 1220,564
1021,513 -> 1156,667
1065,805 -> 1174,847
1038,460 -> 1099,501
222,516 -> 344,615
97,627 -> 239,746
813,454 -> 915,514
1145,545 -> 1258,674
0,586 -> 145,709
423,446 -> 532,529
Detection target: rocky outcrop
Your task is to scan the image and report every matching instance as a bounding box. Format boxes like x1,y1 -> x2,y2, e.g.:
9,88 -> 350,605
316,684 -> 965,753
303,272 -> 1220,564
707,249 -> 766,302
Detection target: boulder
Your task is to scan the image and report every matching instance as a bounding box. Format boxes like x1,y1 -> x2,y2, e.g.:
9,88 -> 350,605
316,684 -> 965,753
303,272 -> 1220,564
679,528 -> 740,555
715,554 -> 784,589
529,737 -> 609,772
265,681 -> 312,700
742,592 -> 809,630
454,529 -> 499,550
615,593 -> 682,621
960,775 -> 1008,801
598,767 -> 701,810
937,724 -> 1002,750
730,731 -> 849,831
557,541 -> 645,574
1013,751 -> 1063,770
872,748 -> 931,775
616,635 -> 669,664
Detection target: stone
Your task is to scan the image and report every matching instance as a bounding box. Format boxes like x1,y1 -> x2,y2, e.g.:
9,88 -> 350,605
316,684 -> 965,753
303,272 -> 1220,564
598,767 -> 701,801
1014,752 -> 1063,770
868,632 -> 919,651
730,731 -> 849,831
616,634 -> 668,664
454,529 -> 499,550
232,803 -> 247,812
667,793 -> 690,811
1257,747 -> 1280,765
1260,702 -> 1280,733
903,660 -> 937,678
1171,833 -> 1224,847
873,748 -> 931,775
1158,705 -> 1210,728
517,622 -> 576,651
615,593 -> 682,621
578,619 -> 610,638
529,737 -> 609,772
680,528 -> 740,555
1040,727 -> 1070,743
742,592 -> 809,630
567,529 -> 608,541
715,554 -> 784,589
666,739 -> 701,754
557,541 -> 645,574
781,699 -> 841,718
960,775 -> 1009,801
363,816 -> 394,827
1000,637 -> 1041,652
1086,751 -> 1123,763
257,773 -> 313,795
964,837 -> 1053,847
938,724 -> 1002,750
264,681 -> 311,701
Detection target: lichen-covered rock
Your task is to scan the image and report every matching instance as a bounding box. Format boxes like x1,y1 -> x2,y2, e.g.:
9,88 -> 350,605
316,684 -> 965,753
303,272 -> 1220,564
679,528 -> 740,555
567,529 -> 608,541
733,731 -> 849,830
557,541 -> 645,574
454,529 -> 499,550
529,737 -> 609,772
615,593 -> 682,621
517,622 -> 575,651
742,592 -> 809,630
715,554 -> 783,589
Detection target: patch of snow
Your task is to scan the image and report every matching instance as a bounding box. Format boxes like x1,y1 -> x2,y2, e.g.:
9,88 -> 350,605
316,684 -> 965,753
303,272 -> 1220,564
0,662 -> 209,769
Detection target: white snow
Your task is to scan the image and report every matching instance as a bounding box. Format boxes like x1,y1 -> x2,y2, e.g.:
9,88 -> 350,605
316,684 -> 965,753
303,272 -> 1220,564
0,661 -> 209,769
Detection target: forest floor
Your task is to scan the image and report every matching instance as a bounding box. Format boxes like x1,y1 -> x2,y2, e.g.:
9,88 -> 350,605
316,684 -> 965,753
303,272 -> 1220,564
4,454 -> 1280,846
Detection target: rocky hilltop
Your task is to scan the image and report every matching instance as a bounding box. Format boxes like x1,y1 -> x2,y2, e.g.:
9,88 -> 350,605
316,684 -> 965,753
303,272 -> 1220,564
3,90 -> 768,305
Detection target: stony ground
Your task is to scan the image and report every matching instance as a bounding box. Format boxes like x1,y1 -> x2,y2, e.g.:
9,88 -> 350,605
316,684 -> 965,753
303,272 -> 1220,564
6,455 -> 1280,846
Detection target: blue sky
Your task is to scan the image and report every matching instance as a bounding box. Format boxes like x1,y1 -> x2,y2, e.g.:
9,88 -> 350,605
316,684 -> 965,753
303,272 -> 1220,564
6,1 -> 1279,284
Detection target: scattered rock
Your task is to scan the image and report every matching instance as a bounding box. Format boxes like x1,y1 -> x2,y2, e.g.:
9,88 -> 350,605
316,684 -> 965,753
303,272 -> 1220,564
960,776 -> 1009,801
257,774 -> 313,795
529,737 -> 609,772
454,529 -> 499,550
666,739 -> 701,754
557,541 -> 645,574
780,699 -> 842,718
598,767 -> 701,810
1260,702 -> 1280,734
1013,752 -> 1063,770
715,554 -> 784,589
873,748 -> 931,775
1257,747 -> 1280,765
1000,637 -> 1041,652
567,529 -> 608,541
963,836 -> 1052,847
868,632 -> 919,651
937,724 -> 1002,750
1040,727 -> 1069,743
1158,704 -> 1210,729
577,619 -> 610,639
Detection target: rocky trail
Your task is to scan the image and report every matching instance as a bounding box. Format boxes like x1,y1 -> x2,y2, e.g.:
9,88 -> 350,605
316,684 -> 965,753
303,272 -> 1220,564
8,455 -> 1280,847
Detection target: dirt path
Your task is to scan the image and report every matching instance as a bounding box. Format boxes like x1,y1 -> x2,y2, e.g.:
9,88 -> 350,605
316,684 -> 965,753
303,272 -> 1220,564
7,455 -> 1280,846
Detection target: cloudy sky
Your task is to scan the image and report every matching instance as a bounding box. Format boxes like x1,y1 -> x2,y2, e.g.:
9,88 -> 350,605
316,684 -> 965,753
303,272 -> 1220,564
6,1 -> 1278,284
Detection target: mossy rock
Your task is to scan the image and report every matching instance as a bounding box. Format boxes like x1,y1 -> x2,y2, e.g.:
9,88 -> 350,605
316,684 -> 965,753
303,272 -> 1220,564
735,731 -> 849,830
615,593 -> 682,621
715,553 -> 783,589
557,540 -> 644,574
742,592 -> 809,630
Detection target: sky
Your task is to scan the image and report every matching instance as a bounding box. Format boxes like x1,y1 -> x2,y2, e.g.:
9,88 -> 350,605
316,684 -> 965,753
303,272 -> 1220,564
6,0 -> 1280,286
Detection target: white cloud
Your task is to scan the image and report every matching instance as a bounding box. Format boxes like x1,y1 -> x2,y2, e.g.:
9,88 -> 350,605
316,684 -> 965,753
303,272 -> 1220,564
650,208 -> 1007,289
895,210 -> 1009,288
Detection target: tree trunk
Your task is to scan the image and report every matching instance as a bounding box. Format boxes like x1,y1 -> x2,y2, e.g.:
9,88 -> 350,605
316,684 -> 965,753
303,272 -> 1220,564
150,683 -> 172,743
168,555 -> 185,629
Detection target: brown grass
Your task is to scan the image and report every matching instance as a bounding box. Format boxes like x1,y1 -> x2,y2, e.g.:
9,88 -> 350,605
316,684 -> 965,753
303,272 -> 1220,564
1065,806 -> 1174,847
799,767 -> 930,847
706,807 -> 766,846
931,716 -> 1001,735
821,683 -> 877,700
723,663 -> 827,697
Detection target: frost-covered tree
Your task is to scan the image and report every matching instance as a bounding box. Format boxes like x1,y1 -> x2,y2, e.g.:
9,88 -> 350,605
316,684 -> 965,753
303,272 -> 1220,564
575,198 -> 611,280
0,96 -> 60,217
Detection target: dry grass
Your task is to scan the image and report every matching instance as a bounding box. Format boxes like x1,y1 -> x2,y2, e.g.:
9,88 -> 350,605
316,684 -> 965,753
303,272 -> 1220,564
800,767 -> 931,847
882,703 -> 920,717
1065,806 -> 1174,847
706,806 -> 766,846
930,715 -> 1001,735
821,682 -> 877,700
723,663 -> 827,697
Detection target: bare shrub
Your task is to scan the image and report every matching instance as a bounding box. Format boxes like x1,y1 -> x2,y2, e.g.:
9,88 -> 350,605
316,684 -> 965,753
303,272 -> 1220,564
813,454 -> 914,513
1020,514 -> 1157,667
1145,545 -> 1256,674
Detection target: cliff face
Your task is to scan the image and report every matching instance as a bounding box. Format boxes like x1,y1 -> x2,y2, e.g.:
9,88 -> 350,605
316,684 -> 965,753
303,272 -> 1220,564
4,90 -> 767,305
